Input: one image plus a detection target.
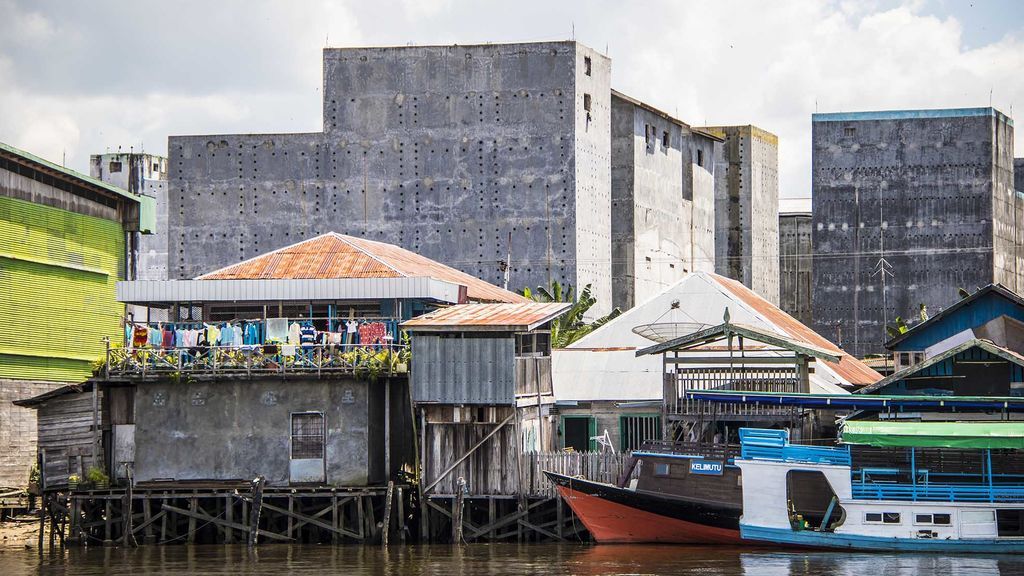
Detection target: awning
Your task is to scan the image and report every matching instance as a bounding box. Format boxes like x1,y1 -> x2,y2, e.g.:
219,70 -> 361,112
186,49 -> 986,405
841,421 -> 1024,449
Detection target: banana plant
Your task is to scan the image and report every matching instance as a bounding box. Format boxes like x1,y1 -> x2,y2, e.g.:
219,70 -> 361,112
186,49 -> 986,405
521,280 -> 621,348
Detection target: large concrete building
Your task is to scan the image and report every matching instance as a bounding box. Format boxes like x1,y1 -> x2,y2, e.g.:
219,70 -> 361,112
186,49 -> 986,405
169,41 -> 614,314
779,198 -> 813,326
91,152 -> 169,281
812,108 -> 1019,358
0,141 -> 151,488
610,91 -> 719,310
702,125 -> 780,305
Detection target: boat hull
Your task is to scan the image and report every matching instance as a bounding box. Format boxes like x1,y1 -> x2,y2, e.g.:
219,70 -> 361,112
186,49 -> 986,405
545,471 -> 742,544
741,524 -> 1024,553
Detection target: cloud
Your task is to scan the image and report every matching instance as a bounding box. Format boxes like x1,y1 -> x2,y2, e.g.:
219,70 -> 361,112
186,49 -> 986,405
0,0 -> 1020,198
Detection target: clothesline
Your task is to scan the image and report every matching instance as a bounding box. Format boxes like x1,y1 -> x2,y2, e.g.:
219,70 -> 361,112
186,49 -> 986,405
126,317 -> 402,350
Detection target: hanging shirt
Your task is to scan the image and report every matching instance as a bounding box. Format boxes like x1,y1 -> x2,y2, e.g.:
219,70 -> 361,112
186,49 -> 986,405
345,320 -> 359,334
266,318 -> 288,343
205,324 -> 220,346
148,327 -> 161,347
162,327 -> 174,349
220,324 -> 234,346
175,329 -> 186,348
358,322 -> 387,346
132,325 -> 149,348
300,324 -> 316,348
288,322 -> 302,345
243,323 -> 257,345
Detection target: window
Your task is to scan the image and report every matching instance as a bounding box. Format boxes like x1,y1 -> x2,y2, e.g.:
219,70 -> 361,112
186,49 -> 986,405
584,56 -> 592,76
916,513 -> 951,525
654,463 -> 671,477
562,416 -> 595,452
109,161 -> 122,173
844,126 -> 856,137
645,124 -> 653,145
290,412 -> 325,459
583,93 -> 592,112
696,149 -> 705,167
662,131 -> 670,148
152,162 -> 160,172
620,415 -> 661,451
865,512 -> 900,524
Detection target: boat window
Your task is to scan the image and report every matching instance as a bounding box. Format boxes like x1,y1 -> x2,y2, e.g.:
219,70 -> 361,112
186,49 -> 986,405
963,510 -> 996,524
654,463 -> 671,477
915,513 -> 951,526
865,513 -> 883,523
786,470 -> 845,533
997,510 -> 1024,537
883,513 -> 901,524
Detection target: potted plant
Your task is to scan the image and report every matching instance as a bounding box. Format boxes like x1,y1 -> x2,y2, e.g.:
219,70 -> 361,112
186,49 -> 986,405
67,474 -> 80,491
85,466 -> 109,490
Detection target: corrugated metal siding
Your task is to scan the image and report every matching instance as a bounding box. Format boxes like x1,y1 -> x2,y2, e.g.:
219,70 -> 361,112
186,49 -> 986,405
118,277 -> 463,304
0,196 -> 124,381
897,296 -> 1024,351
412,335 -> 515,404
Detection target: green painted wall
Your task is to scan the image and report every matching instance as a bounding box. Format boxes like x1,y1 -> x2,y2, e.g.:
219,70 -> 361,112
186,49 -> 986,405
0,195 -> 125,381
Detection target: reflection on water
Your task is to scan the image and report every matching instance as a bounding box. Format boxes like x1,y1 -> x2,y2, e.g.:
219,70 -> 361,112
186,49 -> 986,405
5,544 -> 1024,576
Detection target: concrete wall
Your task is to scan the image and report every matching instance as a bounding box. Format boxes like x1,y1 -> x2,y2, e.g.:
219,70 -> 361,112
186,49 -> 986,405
0,379 -> 64,488
91,153 -> 169,281
811,108 -> 1018,358
704,125 -> 780,305
779,213 -> 813,326
134,378 -> 373,486
609,93 -> 717,310
169,42 -> 613,315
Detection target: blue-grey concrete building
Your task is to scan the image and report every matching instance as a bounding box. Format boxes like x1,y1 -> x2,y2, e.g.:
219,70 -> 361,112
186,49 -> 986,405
812,108 -> 1019,358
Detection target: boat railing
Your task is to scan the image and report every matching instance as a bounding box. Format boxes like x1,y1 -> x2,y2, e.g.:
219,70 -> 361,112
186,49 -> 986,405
851,481 -> 1024,503
739,428 -> 852,465
634,440 -> 741,462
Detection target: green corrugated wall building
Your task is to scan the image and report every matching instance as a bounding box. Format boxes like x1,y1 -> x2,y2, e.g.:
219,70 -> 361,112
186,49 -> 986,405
0,141 -> 153,488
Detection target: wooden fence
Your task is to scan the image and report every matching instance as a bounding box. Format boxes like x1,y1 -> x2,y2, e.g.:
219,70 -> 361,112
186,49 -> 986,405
522,451 -> 638,498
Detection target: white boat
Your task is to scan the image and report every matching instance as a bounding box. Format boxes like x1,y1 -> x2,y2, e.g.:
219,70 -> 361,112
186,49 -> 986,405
736,422 -> 1024,553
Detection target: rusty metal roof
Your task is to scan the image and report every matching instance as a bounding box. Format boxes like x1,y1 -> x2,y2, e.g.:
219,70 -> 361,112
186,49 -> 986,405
197,232 -> 528,304
709,274 -> 881,385
402,302 -> 571,332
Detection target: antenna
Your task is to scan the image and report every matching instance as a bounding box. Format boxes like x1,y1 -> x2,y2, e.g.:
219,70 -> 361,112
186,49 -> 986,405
571,22 -> 575,40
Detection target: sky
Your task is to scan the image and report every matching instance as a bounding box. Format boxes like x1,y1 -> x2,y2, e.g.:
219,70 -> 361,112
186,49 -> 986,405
1,0 -> 1022,201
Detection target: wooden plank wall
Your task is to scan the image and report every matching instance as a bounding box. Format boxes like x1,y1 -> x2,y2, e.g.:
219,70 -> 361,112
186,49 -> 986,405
37,391 -> 103,489
524,451 -> 637,498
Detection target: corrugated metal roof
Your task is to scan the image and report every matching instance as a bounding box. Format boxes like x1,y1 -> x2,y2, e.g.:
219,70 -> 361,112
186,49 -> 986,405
710,274 -> 880,385
402,302 -> 571,332
117,277 -> 465,305
197,232 -> 528,304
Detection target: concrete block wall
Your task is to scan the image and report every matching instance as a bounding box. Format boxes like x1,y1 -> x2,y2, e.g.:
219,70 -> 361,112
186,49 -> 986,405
610,92 -> 718,310
811,108 -> 1018,358
0,379 -> 64,488
169,42 -> 613,315
779,212 -> 813,326
91,153 -> 169,281
704,125 -> 780,306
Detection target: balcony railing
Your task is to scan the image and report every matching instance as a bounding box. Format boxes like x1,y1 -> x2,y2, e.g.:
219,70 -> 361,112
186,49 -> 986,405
104,342 -> 409,379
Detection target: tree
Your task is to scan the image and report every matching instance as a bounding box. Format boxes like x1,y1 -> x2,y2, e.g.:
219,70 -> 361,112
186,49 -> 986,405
522,281 -> 622,348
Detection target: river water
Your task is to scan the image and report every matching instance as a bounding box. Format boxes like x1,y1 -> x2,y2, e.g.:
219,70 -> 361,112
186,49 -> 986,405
5,544 -> 1024,576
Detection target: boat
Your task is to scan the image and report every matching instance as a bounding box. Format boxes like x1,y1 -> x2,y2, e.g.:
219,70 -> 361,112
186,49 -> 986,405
545,442 -> 745,544
736,422 -> 1024,553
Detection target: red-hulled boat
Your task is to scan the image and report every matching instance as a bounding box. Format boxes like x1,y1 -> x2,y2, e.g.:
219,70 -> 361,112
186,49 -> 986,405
545,443 -> 744,544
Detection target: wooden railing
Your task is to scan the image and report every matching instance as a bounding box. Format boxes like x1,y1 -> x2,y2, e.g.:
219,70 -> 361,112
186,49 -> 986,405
666,367 -> 802,418
523,451 -> 639,498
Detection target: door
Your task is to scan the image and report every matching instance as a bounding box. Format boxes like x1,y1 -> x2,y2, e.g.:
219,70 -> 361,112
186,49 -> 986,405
290,412 -> 326,484
562,416 -> 596,452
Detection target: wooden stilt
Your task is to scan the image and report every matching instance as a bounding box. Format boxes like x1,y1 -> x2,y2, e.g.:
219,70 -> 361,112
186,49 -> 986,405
382,481 -> 394,547
248,476 -> 266,547
104,498 -> 113,545
331,494 -> 339,544
224,496 -> 233,544
187,496 -> 198,544
452,480 -> 465,545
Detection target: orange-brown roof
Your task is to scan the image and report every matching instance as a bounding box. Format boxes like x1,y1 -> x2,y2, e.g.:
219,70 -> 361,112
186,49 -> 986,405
197,232 -> 528,304
709,273 -> 881,386
402,302 -> 570,331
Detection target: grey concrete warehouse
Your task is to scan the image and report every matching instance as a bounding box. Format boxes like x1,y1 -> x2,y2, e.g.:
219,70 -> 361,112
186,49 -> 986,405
811,107 -> 1019,358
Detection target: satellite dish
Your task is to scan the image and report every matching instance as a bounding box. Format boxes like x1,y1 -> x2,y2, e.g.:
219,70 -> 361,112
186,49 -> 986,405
631,322 -> 709,343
